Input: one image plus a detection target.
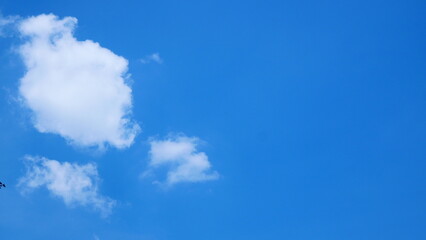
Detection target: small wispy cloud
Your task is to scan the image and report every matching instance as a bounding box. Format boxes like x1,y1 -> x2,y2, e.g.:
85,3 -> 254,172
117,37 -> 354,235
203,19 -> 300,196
0,13 -> 19,37
18,155 -> 116,217
140,52 -> 163,64
145,134 -> 219,186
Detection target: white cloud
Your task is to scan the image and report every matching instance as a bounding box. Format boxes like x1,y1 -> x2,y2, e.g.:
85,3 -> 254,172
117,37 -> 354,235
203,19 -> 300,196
18,14 -> 139,149
18,155 -> 115,217
140,52 -> 163,64
147,135 -> 219,186
0,14 -> 19,37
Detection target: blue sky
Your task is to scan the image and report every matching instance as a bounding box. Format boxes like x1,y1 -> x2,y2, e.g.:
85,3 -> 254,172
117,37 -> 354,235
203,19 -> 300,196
0,0 -> 426,239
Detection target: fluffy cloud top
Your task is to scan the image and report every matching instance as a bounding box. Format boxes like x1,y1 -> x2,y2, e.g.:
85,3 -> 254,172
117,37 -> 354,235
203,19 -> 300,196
18,14 -> 139,149
148,135 -> 219,185
18,156 -> 115,217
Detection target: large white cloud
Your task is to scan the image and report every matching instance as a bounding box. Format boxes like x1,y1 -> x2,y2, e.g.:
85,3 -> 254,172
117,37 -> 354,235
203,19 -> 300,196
18,155 -> 115,217
18,14 -> 139,149
147,135 -> 219,186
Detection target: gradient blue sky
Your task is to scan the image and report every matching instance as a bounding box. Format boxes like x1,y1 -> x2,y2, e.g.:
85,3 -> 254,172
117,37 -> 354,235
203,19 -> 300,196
1,0 -> 426,239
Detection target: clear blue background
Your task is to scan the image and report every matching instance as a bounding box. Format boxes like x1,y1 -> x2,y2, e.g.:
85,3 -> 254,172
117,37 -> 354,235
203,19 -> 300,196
1,0 -> 426,239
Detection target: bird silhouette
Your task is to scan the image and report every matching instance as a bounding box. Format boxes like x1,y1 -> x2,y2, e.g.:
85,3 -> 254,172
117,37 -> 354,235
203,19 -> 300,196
0,181 -> 5,189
